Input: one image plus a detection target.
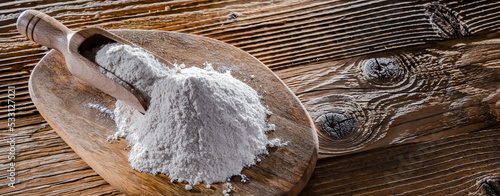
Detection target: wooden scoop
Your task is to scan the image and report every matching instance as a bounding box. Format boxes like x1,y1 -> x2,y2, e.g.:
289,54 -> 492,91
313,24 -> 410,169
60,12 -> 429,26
22,10 -> 318,196
29,29 -> 319,195
17,10 -> 152,113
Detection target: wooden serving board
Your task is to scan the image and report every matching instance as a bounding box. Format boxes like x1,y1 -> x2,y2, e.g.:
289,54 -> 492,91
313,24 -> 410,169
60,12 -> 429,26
28,30 -> 318,195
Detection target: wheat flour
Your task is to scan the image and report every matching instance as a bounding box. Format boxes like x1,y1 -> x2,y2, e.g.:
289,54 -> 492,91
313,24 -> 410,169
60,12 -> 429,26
94,43 -> 285,190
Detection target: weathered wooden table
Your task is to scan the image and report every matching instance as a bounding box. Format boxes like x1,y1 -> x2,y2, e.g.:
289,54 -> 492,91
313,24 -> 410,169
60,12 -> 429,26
1,0 -> 500,195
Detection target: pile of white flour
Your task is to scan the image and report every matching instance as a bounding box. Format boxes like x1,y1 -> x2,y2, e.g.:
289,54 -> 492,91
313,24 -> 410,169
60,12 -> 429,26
94,43 -> 285,190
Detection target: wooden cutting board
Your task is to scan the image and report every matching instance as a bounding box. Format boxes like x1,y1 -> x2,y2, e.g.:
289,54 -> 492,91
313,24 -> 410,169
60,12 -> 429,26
28,30 -> 318,195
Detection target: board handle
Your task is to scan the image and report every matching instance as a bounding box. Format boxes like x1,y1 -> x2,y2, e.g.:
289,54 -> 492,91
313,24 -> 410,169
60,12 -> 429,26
17,10 -> 71,53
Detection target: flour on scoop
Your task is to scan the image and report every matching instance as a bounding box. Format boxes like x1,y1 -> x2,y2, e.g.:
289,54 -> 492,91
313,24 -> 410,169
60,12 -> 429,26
95,43 -> 286,190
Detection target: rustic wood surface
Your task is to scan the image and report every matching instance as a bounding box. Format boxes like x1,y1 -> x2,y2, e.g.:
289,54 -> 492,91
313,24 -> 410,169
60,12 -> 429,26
300,129 -> 500,196
278,32 -> 500,157
29,29 -> 318,196
1,0 -> 500,195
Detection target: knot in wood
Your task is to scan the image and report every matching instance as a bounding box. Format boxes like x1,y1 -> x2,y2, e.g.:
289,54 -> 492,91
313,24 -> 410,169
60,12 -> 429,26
425,3 -> 470,39
479,178 -> 500,196
229,13 -> 239,19
361,57 -> 405,86
307,95 -> 374,154
317,113 -> 356,139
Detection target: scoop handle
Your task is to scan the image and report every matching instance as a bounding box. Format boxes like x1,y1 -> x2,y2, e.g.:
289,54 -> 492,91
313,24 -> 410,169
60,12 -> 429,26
17,10 -> 71,53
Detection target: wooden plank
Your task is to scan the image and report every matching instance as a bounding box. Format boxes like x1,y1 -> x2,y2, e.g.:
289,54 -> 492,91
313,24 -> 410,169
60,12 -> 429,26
3,0 -> 500,69
0,114 -> 122,195
0,0 -> 499,195
276,32 -> 500,157
1,0 -> 499,156
300,129 -> 500,196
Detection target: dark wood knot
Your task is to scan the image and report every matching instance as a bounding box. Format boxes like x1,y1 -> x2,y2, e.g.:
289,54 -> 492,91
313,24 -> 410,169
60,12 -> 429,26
479,178 -> 500,196
229,13 -> 239,19
228,12 -> 240,22
307,95 -> 375,154
360,57 -> 405,86
425,3 -> 470,39
317,113 -> 356,139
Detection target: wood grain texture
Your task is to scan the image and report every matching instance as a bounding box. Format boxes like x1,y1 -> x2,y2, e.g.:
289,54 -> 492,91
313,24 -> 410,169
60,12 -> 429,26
0,115 -> 122,196
276,32 -> 500,157
1,0 -> 500,195
300,129 -> 500,196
